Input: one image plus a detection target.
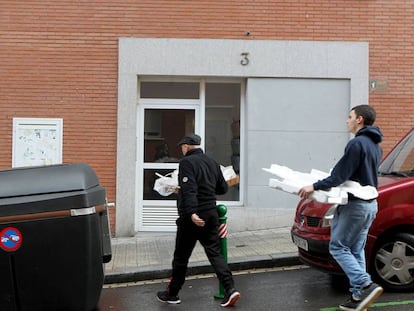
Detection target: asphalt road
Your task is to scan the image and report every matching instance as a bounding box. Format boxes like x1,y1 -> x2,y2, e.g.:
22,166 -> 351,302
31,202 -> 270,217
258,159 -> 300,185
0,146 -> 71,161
97,266 -> 414,311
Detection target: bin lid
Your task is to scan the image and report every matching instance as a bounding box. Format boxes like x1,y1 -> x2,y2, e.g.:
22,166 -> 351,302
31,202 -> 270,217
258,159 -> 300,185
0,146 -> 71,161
0,163 -> 100,198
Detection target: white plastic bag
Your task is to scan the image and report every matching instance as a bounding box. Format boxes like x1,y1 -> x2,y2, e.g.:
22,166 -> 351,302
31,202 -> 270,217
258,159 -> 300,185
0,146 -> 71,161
153,170 -> 179,196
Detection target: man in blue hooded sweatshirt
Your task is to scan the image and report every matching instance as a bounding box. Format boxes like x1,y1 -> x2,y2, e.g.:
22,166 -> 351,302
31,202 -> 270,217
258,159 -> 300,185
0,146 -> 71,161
298,105 -> 383,311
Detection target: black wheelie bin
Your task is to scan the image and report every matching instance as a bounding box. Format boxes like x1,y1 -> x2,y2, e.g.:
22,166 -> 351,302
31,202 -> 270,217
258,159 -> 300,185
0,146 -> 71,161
0,163 -> 112,311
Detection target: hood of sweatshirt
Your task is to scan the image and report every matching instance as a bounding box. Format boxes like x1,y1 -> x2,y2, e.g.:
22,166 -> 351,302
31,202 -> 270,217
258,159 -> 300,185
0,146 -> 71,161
356,125 -> 383,144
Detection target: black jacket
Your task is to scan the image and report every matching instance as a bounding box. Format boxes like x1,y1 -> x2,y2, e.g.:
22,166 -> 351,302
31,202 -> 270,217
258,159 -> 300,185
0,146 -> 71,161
177,148 -> 228,217
314,125 -> 383,191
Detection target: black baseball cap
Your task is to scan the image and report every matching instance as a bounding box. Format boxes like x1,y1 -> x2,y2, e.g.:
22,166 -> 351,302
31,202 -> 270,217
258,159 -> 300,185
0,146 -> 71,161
177,134 -> 201,146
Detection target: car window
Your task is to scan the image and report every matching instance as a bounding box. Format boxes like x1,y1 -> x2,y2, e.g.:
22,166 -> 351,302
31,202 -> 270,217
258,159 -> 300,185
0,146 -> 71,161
379,129 -> 414,177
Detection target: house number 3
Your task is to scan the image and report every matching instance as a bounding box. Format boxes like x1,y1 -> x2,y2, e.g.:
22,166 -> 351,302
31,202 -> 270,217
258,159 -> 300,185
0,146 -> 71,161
240,52 -> 249,66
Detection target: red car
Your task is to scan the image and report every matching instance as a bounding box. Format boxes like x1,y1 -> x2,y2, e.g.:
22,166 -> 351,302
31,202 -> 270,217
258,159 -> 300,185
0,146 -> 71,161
291,127 -> 414,291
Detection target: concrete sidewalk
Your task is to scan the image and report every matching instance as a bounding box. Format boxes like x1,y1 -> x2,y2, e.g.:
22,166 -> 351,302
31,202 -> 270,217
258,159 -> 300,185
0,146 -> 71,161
104,227 -> 300,284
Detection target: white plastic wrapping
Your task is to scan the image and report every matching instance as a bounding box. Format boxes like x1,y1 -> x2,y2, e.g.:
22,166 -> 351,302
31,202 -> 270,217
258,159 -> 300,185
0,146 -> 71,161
263,164 -> 378,204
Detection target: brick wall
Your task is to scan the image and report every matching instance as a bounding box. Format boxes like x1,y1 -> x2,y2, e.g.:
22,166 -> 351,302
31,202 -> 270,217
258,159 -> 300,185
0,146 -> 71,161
1,1 -> 413,232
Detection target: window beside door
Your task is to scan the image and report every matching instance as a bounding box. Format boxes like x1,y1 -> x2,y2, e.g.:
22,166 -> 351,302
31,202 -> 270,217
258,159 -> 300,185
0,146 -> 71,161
205,82 -> 241,201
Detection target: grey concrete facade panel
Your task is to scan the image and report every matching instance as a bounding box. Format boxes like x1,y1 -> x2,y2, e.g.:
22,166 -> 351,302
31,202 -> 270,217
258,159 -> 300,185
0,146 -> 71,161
117,38 -> 368,236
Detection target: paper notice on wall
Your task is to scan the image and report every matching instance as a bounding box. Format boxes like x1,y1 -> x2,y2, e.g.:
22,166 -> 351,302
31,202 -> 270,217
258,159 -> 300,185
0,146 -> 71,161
263,164 -> 378,204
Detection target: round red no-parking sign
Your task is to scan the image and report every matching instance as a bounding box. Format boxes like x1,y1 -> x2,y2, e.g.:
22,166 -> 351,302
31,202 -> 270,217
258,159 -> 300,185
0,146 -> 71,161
0,227 -> 23,252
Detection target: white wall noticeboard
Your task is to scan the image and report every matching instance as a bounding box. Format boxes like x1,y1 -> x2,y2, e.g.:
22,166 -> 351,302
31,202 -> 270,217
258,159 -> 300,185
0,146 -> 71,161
12,118 -> 63,168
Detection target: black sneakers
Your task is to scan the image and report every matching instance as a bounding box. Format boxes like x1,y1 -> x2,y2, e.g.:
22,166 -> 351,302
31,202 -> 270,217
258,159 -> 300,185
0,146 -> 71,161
220,288 -> 241,307
156,290 -> 181,304
355,283 -> 383,311
339,297 -> 361,311
157,288 -> 240,307
339,283 -> 383,311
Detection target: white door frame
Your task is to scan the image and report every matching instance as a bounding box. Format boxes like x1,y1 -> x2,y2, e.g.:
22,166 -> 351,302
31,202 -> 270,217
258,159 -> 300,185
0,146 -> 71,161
136,99 -> 202,231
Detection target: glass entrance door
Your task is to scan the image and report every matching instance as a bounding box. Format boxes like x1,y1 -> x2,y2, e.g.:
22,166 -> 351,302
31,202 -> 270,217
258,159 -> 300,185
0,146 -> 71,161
138,104 -> 199,231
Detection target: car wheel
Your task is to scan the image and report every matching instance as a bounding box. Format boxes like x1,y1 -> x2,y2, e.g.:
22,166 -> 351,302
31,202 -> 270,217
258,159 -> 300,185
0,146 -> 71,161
371,233 -> 414,291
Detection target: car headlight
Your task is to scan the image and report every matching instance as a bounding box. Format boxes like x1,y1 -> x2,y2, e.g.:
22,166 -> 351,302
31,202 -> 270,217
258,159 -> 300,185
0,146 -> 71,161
321,205 -> 337,228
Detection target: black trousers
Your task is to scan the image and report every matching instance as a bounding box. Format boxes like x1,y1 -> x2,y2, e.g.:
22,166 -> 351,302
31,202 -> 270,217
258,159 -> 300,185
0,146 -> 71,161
168,208 -> 234,295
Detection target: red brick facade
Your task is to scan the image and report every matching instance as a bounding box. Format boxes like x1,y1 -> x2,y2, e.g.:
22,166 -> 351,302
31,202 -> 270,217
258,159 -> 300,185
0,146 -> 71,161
1,1 -> 413,232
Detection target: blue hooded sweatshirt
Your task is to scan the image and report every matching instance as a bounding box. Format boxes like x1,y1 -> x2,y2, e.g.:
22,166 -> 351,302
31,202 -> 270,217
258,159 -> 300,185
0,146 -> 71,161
313,126 -> 383,191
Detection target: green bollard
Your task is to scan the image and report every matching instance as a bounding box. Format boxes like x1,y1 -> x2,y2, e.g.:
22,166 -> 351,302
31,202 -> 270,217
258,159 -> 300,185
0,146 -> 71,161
214,204 -> 228,299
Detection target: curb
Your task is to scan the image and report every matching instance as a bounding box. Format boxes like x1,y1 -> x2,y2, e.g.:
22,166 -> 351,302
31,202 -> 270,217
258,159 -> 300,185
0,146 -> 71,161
104,253 -> 300,284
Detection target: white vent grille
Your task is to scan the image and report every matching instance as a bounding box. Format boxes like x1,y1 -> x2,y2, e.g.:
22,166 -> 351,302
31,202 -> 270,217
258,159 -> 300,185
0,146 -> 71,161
141,205 -> 178,231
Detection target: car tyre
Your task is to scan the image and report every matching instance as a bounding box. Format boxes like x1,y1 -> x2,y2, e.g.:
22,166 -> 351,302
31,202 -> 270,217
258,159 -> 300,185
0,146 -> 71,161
371,232 -> 414,291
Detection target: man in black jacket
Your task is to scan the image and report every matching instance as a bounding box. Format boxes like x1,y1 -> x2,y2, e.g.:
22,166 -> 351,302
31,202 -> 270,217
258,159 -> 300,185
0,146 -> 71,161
157,134 -> 240,308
